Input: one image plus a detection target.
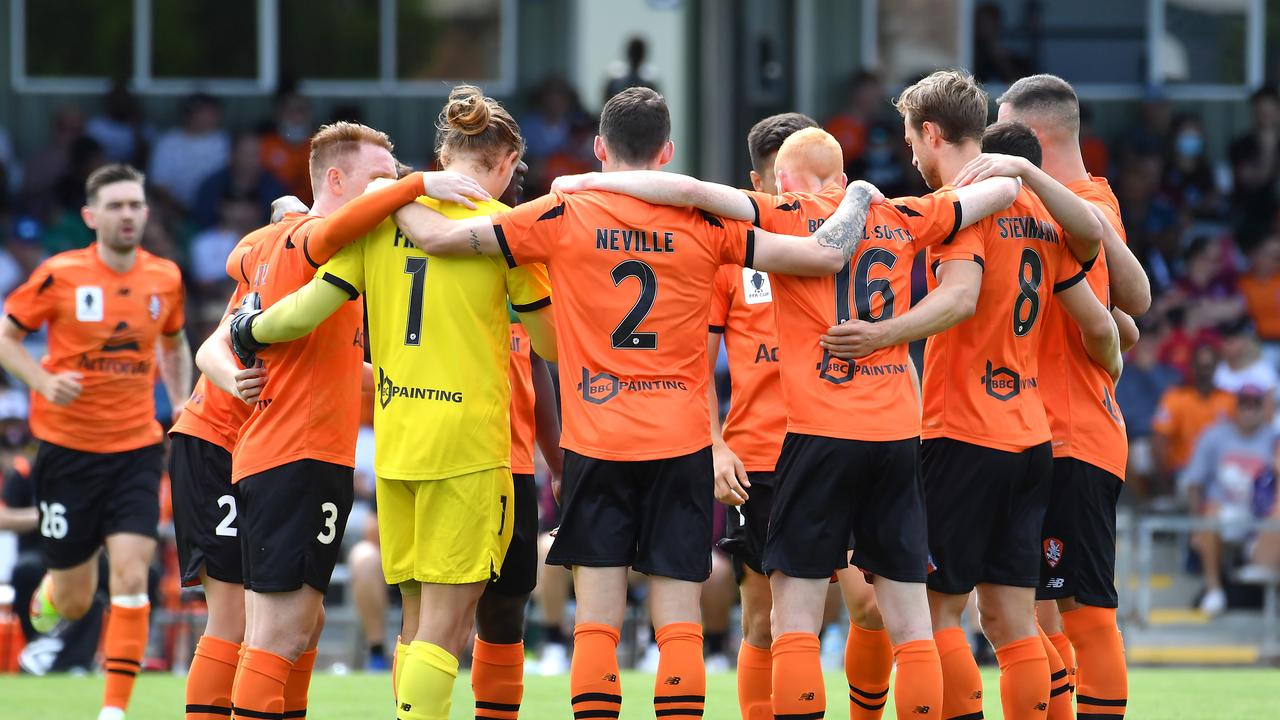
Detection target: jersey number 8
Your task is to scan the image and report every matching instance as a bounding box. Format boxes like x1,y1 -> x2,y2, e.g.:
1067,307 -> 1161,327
1012,248 -> 1043,337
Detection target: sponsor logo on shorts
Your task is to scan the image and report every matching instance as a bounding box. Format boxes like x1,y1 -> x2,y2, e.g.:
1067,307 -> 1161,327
377,366 -> 462,409
982,360 -> 1036,401
577,367 -> 688,405
1044,537 -> 1064,568
1046,577 -> 1065,589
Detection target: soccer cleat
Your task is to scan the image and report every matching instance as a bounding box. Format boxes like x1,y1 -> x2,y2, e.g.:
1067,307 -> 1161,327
97,706 -> 125,720
28,574 -> 64,636
17,635 -> 63,676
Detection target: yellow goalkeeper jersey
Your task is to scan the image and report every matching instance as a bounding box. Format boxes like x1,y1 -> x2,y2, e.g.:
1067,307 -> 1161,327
318,197 -> 552,480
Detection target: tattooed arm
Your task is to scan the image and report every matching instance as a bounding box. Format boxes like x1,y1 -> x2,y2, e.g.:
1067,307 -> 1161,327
393,202 -> 501,257
750,180 -> 880,276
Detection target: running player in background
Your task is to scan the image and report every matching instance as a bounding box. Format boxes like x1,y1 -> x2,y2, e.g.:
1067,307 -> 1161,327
0,164 -> 190,720
555,125 -> 1022,718
972,73 -> 1146,719
826,71 -> 1121,720
231,88 -> 554,720
170,235 -> 267,720
710,112 -> 815,720
201,122 -> 487,720
391,86 -> 879,720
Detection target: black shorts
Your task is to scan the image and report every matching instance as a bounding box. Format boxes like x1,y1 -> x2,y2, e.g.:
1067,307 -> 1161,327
237,460 -> 353,594
719,472 -> 776,581
1038,458 -> 1122,608
170,433 -> 242,587
922,438 -> 1053,594
547,447 -> 714,582
488,473 -> 538,596
763,434 -> 928,583
32,441 -> 163,570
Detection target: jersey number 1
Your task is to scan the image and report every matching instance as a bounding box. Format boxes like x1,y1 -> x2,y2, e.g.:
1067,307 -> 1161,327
403,256 -> 427,346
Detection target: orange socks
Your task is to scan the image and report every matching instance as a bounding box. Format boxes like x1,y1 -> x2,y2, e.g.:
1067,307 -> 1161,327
892,639 -> 944,718
570,624 -> 622,719
1038,627 -> 1073,720
186,635 -> 241,719
771,632 -> 825,718
736,641 -> 772,720
995,635 -> 1050,720
1062,606 -> 1127,719
472,638 -> 525,720
283,648 -> 316,718
102,599 -> 150,713
232,647 -> 292,720
934,627 -> 984,719
1048,631 -> 1076,693
846,622 -> 892,719
653,623 -> 705,719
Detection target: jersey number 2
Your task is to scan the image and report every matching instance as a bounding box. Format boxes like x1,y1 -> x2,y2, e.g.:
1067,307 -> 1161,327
611,259 -> 657,349
403,256 -> 427,346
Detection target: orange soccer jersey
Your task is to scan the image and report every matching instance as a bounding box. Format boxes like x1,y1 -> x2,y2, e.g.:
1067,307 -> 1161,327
229,215 -> 365,482
921,187 -> 1085,452
509,320 -> 537,475
708,264 -> 786,471
1035,177 -> 1131,479
492,190 -> 753,461
4,245 -> 185,453
749,185 -> 962,441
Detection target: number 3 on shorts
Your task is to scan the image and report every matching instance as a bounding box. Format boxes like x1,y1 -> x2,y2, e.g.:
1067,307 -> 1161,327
317,501 -> 338,544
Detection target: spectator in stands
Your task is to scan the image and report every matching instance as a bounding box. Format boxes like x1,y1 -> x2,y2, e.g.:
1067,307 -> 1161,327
148,93 -> 231,211
1078,104 -> 1111,177
971,1 -> 1032,84
825,71 -> 910,197
1153,342 -> 1236,497
521,77 -> 589,195
188,193 -> 260,298
603,36 -> 658,104
18,106 -> 84,221
1162,114 -> 1224,220
1214,318 -> 1279,395
84,79 -> 152,166
0,217 -> 25,298
1117,318 -> 1183,502
191,132 -> 286,229
1175,236 -> 1244,332
39,136 -> 104,255
1180,384 -> 1278,616
1229,86 -> 1280,251
1238,234 -> 1280,366
1118,153 -> 1180,295
259,88 -> 315,204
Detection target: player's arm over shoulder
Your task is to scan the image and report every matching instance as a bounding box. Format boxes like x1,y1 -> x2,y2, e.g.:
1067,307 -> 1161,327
751,180 -> 880,277
553,171 -> 757,221
1056,269 -> 1123,381
394,199 -> 501,258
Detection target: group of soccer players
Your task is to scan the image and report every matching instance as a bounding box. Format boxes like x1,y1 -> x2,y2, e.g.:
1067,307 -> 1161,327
1,66 -> 1146,720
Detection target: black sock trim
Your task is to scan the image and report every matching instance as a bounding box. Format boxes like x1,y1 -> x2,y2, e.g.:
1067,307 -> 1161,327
282,711 -> 306,719
946,713 -> 984,720
229,707 -> 283,720
1078,695 -> 1128,707
653,695 -> 705,704
185,704 -> 233,716
849,683 -> 890,699
571,693 -> 622,705
476,701 -> 522,711
774,712 -> 825,720
106,657 -> 142,668
850,694 -> 887,711
573,711 -> 620,720
655,710 -> 704,718
106,668 -> 137,677
1050,668 -> 1068,681
1078,714 -> 1125,720
1051,683 -> 1072,697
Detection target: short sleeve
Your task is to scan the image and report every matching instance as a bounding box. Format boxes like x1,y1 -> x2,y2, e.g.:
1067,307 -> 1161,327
927,223 -> 985,277
317,239 -> 366,300
1051,242 -> 1086,295
4,263 -> 57,333
891,189 -> 962,251
709,216 -> 756,268
162,282 -> 186,334
506,263 -> 552,312
226,236 -> 256,284
708,266 -> 732,333
491,192 -> 565,267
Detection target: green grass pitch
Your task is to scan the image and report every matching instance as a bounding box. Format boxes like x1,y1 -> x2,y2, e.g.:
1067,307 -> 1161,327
1,668 -> 1276,718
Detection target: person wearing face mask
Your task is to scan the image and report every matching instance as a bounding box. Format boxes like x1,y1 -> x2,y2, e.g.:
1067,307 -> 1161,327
259,88 -> 317,206
1161,114 -> 1223,221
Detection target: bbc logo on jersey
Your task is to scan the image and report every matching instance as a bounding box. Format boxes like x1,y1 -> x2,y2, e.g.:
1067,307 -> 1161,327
741,268 -> 772,304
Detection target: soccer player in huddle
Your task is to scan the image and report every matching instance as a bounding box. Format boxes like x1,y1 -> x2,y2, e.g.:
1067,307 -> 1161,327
229,87 -> 555,720
0,163 -> 190,720
825,70 -> 1122,720
986,74 -> 1144,719
390,86 -> 878,720
199,121 -> 488,720
557,122 -> 1028,717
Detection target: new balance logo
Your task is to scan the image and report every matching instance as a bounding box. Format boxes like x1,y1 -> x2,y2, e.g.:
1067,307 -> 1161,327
798,692 -> 816,701
1035,702 -> 1048,711
663,676 -> 681,686
971,691 -> 983,700
1047,577 -> 1066,589
913,705 -> 932,714
602,673 -> 617,682
400,702 -> 412,712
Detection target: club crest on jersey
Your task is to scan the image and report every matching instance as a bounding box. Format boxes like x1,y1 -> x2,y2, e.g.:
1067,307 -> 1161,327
742,268 -> 773,304
1043,537 -> 1064,568
75,286 -> 104,322
148,294 -> 162,321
